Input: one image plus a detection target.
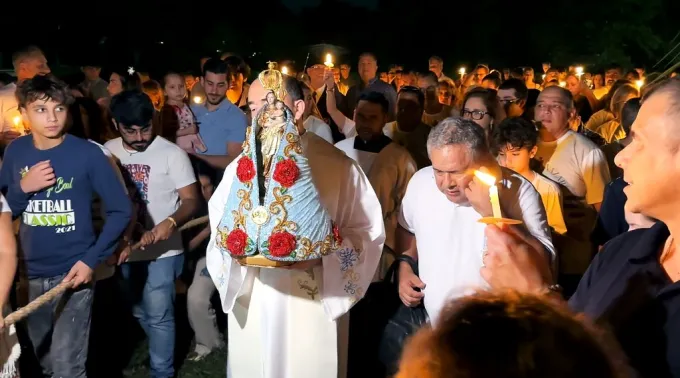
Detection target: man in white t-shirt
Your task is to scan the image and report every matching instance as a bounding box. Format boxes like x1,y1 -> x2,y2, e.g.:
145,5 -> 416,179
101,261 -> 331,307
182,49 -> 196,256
533,86 -> 610,292
106,91 -> 201,378
492,117 -> 567,235
396,117 -> 555,324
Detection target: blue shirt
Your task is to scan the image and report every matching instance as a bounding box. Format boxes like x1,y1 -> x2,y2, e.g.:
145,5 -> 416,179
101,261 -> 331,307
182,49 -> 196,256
0,135 -> 132,278
570,222 -> 680,378
191,99 -> 247,156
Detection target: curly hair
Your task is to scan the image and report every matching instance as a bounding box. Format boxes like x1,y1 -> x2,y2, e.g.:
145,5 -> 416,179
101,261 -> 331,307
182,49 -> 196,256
16,74 -> 74,109
396,290 -> 630,378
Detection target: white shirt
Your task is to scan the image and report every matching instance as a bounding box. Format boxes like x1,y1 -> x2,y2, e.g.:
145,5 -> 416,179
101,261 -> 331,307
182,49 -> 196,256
303,116 -> 334,144
0,194 -> 9,213
398,166 -> 554,324
105,137 -> 196,261
536,130 -> 610,273
334,137 -> 378,174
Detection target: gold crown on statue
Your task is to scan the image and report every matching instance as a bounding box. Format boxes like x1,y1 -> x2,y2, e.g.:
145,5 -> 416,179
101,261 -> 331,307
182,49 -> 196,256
258,61 -> 287,100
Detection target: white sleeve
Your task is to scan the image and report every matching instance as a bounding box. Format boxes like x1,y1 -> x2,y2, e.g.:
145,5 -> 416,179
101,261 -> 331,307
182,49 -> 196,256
169,146 -> 197,189
0,194 -> 9,213
314,119 -> 335,144
321,161 -> 385,320
342,118 -> 358,138
397,172 -> 419,234
582,148 -> 610,205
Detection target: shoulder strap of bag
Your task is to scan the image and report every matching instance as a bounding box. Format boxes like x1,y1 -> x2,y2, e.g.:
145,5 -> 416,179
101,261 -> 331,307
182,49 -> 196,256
384,254 -> 419,284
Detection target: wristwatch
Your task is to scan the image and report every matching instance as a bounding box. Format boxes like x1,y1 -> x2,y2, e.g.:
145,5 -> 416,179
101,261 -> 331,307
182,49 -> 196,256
167,216 -> 177,228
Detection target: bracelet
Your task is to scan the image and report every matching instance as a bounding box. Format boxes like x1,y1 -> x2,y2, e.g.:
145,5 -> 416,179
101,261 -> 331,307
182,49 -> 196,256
167,216 -> 177,228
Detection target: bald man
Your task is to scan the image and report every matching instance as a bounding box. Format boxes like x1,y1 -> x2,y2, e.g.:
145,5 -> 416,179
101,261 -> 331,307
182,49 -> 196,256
533,86 -> 611,294
482,78 -> 680,378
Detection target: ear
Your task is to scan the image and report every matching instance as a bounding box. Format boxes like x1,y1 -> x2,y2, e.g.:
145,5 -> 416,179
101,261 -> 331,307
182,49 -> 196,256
529,145 -> 538,159
111,119 -> 119,130
292,99 -> 305,123
519,99 -> 527,110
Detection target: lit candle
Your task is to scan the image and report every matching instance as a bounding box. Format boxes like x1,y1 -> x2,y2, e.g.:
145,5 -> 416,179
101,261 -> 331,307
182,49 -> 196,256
559,81 -> 566,88
281,66 -> 289,75
635,79 -> 644,89
324,54 -> 334,68
193,96 -> 203,104
474,170 -> 502,219
575,66 -> 584,78
459,67 -> 466,77
542,74 -> 546,80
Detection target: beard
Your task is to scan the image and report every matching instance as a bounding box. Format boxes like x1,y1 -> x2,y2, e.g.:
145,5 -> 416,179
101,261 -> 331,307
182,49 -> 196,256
206,94 -> 226,105
124,137 -> 154,152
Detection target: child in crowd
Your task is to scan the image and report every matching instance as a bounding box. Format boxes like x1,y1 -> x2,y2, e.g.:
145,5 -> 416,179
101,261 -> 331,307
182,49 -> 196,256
186,158 -> 223,361
160,72 -> 207,153
492,117 -> 567,235
0,75 -> 131,377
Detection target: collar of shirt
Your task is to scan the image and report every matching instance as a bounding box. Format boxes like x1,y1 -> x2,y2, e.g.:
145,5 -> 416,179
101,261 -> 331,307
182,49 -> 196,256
628,222 -> 670,262
353,133 -> 392,153
314,85 -> 325,103
192,97 -> 235,116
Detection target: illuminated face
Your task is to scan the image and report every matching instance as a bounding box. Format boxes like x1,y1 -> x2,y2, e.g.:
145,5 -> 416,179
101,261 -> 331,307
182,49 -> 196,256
353,100 -> 386,142
20,97 -> 67,138
615,92 -> 680,221
474,66 -> 489,83
429,59 -> 443,77
430,144 -> 476,204
462,97 -> 492,135
358,56 -> 378,82
119,123 -> 154,152
535,89 -> 572,137
20,53 -> 51,79
164,74 -> 186,103
566,76 -> 581,97
201,71 -> 228,105
497,145 -> 536,175
438,83 -> 453,105
108,73 -> 123,96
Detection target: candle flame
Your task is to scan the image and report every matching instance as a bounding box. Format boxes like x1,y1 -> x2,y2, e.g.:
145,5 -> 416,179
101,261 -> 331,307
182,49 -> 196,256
635,79 -> 644,89
474,170 -> 496,186
12,116 -> 21,126
559,81 -> 567,88
324,54 -> 334,68
459,67 -> 466,75
193,96 -> 203,104
281,66 -> 289,75
575,66 -> 584,75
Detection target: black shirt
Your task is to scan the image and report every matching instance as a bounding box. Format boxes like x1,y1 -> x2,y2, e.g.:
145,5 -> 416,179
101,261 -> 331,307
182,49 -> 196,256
570,222 -> 680,378
591,177 -> 629,247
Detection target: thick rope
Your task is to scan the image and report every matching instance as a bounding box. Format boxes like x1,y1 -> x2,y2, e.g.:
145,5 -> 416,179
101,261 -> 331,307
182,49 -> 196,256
4,215 -> 210,326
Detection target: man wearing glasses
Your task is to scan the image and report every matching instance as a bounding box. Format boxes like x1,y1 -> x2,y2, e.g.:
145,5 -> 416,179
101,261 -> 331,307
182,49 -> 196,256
534,86 -> 610,296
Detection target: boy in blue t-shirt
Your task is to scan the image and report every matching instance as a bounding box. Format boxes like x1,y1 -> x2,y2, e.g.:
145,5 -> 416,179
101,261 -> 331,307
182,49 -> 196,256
0,75 -> 132,377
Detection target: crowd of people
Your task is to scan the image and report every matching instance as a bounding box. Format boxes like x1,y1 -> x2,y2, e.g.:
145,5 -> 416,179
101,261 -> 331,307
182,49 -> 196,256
0,44 -> 678,378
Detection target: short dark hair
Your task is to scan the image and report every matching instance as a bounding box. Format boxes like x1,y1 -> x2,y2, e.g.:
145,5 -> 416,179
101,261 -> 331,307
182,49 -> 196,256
224,55 -> 251,80
482,74 -> 502,89
358,52 -> 378,63
16,74 -> 74,109
398,86 -> 425,108
109,90 -> 155,128
12,45 -> 44,70
463,88 -> 500,121
492,117 -> 539,154
429,56 -> 443,63
202,58 -> 229,79
499,78 -> 529,100
418,71 -> 439,85
283,76 -> 304,102
358,91 -> 389,114
620,97 -> 641,134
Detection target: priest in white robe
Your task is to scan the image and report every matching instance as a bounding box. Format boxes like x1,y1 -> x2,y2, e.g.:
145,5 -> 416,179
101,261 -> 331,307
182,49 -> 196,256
206,64 -> 385,378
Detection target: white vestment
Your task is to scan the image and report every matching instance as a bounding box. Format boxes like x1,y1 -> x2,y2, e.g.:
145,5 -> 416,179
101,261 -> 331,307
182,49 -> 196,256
206,132 -> 385,378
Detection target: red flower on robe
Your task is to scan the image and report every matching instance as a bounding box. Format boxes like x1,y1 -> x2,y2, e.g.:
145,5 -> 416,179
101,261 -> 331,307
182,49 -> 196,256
332,223 -> 343,245
268,231 -> 297,257
236,156 -> 256,182
226,229 -> 248,256
273,159 -> 300,188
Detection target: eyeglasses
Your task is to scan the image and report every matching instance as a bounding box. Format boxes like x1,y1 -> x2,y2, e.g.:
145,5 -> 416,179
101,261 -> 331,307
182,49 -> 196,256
499,98 -> 520,105
462,109 -> 489,120
536,103 -> 566,113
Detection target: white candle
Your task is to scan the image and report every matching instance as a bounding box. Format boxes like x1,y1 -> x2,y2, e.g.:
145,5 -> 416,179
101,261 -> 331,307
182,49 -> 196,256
474,170 -> 502,219
489,185 -> 502,219
281,66 -> 289,75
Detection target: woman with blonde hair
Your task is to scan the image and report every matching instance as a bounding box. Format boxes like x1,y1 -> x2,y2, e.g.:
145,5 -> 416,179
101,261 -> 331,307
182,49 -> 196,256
593,84 -> 639,143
